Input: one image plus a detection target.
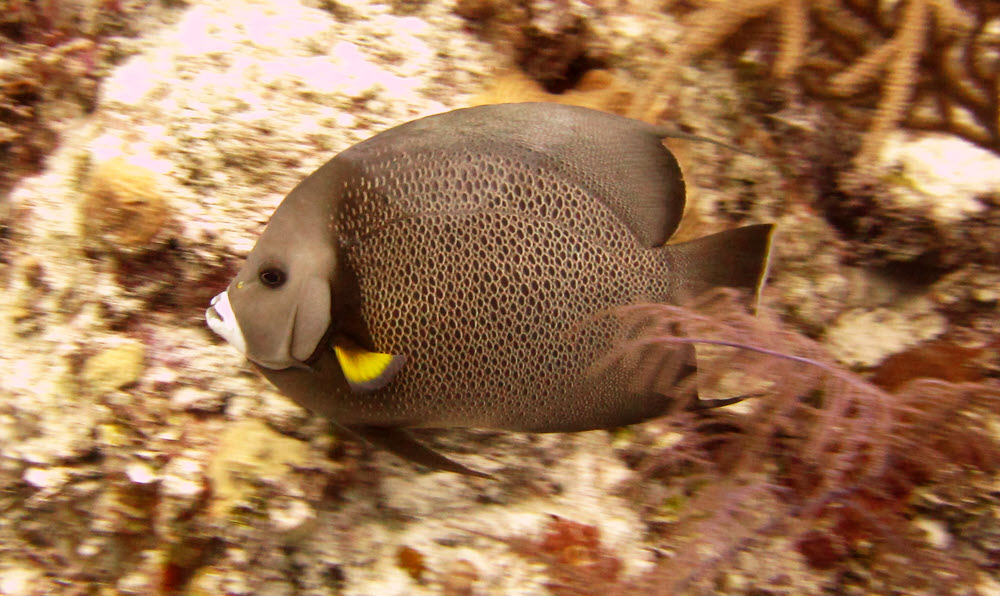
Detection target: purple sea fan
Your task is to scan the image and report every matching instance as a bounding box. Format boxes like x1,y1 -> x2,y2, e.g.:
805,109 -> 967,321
602,288 -> 894,485
596,289 -> 1000,594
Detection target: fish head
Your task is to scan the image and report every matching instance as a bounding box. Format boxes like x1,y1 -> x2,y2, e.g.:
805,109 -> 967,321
207,177 -> 340,370
209,246 -> 334,370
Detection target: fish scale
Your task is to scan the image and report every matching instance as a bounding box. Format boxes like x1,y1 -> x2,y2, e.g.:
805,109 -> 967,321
336,136 -> 660,425
206,102 -> 774,476
344,212 -> 645,431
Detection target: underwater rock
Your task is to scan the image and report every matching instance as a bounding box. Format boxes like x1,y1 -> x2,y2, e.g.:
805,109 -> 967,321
831,132 -> 1000,270
455,0 -> 598,92
877,133 -> 1000,226
0,567 -> 44,596
439,559 -> 479,596
158,456 -> 207,528
267,495 -> 316,543
395,545 -> 426,580
170,386 -> 225,413
825,298 -> 946,367
470,69 -> 633,114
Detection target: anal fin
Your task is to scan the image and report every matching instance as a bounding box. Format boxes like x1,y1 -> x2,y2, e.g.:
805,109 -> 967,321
351,426 -> 492,479
689,393 -> 756,410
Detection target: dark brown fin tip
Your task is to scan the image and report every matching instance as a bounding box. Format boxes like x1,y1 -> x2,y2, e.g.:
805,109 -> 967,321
352,426 -> 493,479
688,393 -> 763,411
751,224 -> 777,314
654,127 -> 756,157
349,353 -> 407,393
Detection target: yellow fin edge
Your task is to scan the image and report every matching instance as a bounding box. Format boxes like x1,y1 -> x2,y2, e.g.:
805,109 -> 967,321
333,344 -> 406,392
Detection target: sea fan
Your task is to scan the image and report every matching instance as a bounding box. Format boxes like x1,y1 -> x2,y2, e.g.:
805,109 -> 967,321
602,289 -> 1000,594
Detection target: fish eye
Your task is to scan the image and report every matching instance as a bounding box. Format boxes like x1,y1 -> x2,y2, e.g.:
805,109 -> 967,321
259,267 -> 287,288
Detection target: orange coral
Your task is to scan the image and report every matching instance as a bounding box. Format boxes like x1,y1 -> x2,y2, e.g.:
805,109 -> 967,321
469,69 -> 634,115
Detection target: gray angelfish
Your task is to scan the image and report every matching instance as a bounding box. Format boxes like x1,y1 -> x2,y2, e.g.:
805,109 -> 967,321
206,102 -> 774,478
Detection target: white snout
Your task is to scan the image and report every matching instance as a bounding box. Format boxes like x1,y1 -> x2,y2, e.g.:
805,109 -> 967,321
206,291 -> 247,355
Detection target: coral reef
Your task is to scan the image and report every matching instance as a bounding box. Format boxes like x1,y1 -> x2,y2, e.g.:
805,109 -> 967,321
510,516 -> 623,595
0,0 -> 185,203
640,0 -> 999,166
0,1 -> 997,594
455,0 -> 603,92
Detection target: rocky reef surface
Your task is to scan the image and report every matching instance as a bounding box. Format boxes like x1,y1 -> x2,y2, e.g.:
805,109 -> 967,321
1,1 -> 997,594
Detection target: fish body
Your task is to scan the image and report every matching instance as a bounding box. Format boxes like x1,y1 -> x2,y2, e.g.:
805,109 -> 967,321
207,102 -> 773,476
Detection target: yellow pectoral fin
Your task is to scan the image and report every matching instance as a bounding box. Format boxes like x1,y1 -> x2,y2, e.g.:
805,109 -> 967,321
333,344 -> 406,393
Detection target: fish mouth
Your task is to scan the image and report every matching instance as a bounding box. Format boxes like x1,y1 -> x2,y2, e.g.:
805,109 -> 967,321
206,291 -> 247,356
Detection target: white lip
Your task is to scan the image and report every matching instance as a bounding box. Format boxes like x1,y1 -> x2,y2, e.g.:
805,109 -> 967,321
206,291 -> 247,356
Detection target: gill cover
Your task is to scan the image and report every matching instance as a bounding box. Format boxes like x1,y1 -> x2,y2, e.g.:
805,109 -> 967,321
291,277 -> 332,363
226,265 -> 334,370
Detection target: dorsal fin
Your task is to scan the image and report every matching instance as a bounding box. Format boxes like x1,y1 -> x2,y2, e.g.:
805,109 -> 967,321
478,103 -> 687,247
344,103 -> 717,247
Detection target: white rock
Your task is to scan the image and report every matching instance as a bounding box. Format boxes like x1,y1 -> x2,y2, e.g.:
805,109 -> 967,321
160,457 -> 205,500
125,461 -> 158,484
23,466 -> 69,490
170,386 -> 223,412
0,567 -> 42,596
879,132 -> 1000,224
269,497 -> 316,540
825,298 -> 946,367
978,575 -> 1000,596
913,517 -> 951,549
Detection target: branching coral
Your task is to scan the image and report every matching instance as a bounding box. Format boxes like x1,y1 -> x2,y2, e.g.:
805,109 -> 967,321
638,0 -> 999,168
632,0 -> 804,123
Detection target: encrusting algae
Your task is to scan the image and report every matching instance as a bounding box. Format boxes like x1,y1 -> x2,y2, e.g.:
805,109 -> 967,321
80,340 -> 146,396
206,418 -> 310,520
80,156 -> 170,252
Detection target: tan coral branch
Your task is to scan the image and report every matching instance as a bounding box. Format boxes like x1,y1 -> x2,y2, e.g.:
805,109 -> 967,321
775,0 -> 809,79
927,0 -> 974,32
828,37 -> 901,97
855,0 -> 930,166
631,0 -> 784,122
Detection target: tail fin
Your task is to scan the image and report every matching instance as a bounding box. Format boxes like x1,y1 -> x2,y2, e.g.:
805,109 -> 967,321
666,223 -> 775,311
